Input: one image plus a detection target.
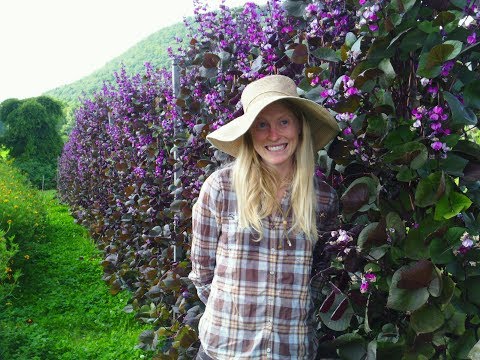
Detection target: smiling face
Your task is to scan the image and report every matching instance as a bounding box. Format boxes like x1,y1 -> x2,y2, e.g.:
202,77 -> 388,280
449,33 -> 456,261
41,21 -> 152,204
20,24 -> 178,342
249,101 -> 301,177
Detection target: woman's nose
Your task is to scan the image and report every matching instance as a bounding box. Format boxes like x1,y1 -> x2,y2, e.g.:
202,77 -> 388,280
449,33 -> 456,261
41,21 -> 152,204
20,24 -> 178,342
267,126 -> 280,140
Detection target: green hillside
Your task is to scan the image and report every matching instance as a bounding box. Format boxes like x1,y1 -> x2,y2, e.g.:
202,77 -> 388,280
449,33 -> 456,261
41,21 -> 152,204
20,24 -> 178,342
44,21 -> 188,107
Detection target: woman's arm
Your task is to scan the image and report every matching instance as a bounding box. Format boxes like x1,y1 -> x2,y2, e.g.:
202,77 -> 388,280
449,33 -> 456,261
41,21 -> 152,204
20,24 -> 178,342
188,173 -> 221,304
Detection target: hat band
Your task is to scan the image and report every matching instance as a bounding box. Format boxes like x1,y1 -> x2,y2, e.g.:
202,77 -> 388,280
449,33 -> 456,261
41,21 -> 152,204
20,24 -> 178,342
243,90 -> 296,112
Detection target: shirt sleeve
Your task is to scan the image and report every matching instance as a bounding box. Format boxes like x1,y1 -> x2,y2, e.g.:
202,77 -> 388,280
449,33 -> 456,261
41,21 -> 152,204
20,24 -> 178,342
323,187 -> 339,232
188,172 -> 221,304
317,180 -> 340,234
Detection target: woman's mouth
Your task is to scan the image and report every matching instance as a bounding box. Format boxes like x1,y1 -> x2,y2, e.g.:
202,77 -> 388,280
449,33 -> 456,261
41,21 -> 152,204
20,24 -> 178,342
265,144 -> 287,152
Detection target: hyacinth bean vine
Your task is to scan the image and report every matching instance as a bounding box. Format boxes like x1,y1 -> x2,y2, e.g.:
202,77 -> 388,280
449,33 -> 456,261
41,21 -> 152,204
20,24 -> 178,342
58,0 -> 480,358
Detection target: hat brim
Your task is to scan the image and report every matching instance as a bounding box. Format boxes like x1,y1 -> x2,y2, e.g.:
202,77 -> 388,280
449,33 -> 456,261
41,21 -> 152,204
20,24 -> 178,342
207,95 -> 340,157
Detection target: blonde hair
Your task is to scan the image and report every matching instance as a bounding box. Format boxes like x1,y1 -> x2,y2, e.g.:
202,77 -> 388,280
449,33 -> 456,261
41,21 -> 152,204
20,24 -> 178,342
232,101 -> 317,242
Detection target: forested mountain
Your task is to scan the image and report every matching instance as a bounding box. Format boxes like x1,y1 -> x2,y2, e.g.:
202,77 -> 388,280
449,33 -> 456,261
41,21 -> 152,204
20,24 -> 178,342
44,21 -> 188,107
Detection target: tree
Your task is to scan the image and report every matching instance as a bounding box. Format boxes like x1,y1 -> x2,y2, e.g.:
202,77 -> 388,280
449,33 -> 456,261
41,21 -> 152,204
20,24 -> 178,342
0,96 -> 64,188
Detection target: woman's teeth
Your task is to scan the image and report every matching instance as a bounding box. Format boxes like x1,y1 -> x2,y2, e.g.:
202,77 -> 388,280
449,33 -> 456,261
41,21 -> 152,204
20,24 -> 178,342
266,144 -> 286,152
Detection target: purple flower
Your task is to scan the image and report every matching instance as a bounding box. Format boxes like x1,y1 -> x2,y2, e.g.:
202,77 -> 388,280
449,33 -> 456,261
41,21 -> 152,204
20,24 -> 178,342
467,32 -> 477,45
428,84 -> 439,95
360,280 -> 369,293
431,141 -> 444,151
441,61 -> 454,76
412,107 -> 425,119
463,238 -> 474,248
431,122 -> 442,131
133,166 -> 146,178
305,3 -> 319,16
364,273 -> 377,282
310,75 -> 321,86
345,87 -> 359,97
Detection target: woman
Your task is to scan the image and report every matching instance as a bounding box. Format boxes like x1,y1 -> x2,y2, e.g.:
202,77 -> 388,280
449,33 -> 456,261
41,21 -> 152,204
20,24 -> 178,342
189,75 -> 340,359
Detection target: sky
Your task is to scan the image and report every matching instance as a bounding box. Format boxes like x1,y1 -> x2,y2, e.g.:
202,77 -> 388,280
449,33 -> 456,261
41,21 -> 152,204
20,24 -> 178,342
0,0 -> 267,103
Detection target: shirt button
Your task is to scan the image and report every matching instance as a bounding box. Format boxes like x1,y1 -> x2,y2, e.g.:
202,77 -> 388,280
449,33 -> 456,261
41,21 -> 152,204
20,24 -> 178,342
267,348 -> 271,353
269,270 -> 275,275
271,248 -> 276,254
268,297 -> 274,303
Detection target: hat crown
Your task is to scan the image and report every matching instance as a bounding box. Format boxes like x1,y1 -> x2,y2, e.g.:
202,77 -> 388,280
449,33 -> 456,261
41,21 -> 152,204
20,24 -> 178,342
241,75 -> 298,113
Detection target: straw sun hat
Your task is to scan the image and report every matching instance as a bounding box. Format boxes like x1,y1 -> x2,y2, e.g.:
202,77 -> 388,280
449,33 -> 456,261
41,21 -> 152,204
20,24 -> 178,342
206,74 -> 340,157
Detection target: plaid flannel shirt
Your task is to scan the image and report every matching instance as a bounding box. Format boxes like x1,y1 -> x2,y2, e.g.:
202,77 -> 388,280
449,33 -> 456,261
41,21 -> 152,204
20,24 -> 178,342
189,167 -> 339,360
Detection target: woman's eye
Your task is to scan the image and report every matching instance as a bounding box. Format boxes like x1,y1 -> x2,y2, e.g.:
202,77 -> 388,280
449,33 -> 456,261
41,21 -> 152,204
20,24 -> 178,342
280,119 -> 289,126
256,122 -> 267,129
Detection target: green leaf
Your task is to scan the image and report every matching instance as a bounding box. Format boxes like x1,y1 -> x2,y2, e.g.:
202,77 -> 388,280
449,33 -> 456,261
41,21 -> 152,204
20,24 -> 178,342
468,339 -> 480,360
382,141 -> 428,169
340,176 -> 379,215
172,325 -> 198,349
332,95 -> 361,113
386,212 -> 406,243
345,32 -> 357,48
384,125 -> 416,149
366,340 -> 377,360
396,167 -> 417,182
378,59 -> 396,82
464,277 -> 480,306
428,266 -> 442,297
448,329 -> 477,358
338,340 -> 367,360
404,227 -> 430,260
387,264 -> 430,311
434,192 -> 473,220
444,307 -> 466,336
464,80 -> 480,110
400,28 -> 427,52
444,91 -> 478,127
414,171 -> 447,207
286,44 -> 308,64
318,291 -> 354,331
453,140 -> 480,162
358,222 -> 380,251
418,21 -> 439,34
426,43 -> 455,69
439,152 -> 469,177
432,11 -> 456,26
391,0 -> 415,13
282,0 -> 307,17
438,275 -> 455,309
366,116 -> 388,138
410,304 -> 445,334
429,237 -> 455,264
417,51 -> 441,78
311,47 -> 341,62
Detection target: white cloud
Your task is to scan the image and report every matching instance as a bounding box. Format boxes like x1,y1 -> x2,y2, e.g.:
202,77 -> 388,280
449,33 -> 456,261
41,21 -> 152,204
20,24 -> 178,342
0,0 -> 267,102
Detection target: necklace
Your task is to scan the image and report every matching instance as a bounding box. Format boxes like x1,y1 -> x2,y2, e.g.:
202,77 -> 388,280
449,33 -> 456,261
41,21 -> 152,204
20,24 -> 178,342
277,202 -> 292,248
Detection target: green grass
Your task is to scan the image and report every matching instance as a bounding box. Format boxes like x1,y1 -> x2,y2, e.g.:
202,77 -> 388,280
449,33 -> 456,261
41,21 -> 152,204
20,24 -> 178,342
0,190 -> 152,360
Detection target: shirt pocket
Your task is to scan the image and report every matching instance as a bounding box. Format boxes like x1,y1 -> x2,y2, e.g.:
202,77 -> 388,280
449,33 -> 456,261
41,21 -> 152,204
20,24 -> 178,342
219,213 -> 238,250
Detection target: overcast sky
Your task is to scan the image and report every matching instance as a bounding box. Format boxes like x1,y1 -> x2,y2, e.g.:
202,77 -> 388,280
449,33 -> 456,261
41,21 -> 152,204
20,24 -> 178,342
0,0 -> 267,103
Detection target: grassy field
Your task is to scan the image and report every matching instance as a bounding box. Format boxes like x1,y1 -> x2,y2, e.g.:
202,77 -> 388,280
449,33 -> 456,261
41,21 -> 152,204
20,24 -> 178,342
0,191 -> 152,360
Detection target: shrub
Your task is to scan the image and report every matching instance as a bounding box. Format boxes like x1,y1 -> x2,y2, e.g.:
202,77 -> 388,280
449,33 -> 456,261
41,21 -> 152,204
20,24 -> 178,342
59,0 -> 479,358
0,159 -> 46,303
0,160 -> 46,243
0,226 -> 20,302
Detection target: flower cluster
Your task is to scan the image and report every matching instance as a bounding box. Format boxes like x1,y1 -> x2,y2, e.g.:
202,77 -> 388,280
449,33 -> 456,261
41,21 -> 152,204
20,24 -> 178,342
455,232 -> 479,256
411,104 -> 452,157
360,271 -> 377,293
357,0 -> 382,32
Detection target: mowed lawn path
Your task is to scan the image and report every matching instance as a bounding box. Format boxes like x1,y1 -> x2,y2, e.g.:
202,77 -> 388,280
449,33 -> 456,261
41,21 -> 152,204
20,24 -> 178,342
0,191 -> 150,360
